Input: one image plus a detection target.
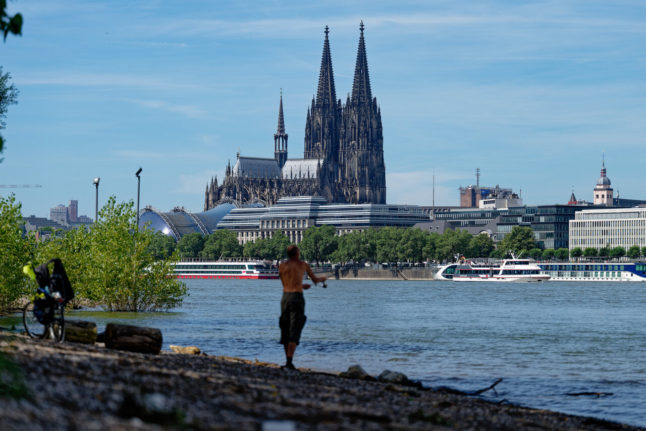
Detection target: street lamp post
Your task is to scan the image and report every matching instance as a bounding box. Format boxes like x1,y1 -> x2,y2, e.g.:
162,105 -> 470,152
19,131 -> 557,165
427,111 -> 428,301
135,167 -> 142,229
93,177 -> 100,223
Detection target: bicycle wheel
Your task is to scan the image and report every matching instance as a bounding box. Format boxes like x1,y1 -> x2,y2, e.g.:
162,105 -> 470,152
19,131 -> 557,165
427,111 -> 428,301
23,302 -> 47,339
49,305 -> 65,342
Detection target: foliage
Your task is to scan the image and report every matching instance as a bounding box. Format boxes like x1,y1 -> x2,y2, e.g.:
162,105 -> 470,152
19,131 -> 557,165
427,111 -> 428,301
528,248 -> 543,260
570,247 -> 583,258
299,225 -> 338,263
642,247 -> 646,258
146,231 -> 177,260
176,233 -> 204,258
554,248 -> 569,260
33,196 -> 186,311
627,245 -> 641,259
435,229 -> 472,261
201,230 -> 241,259
468,233 -> 495,258
498,226 -> 537,256
542,249 -> 555,260
0,194 -> 31,310
0,1 -> 23,41
609,246 -> 625,259
33,224 -> 96,306
583,247 -> 598,258
243,231 -> 290,261
0,66 -> 19,159
599,247 -> 610,257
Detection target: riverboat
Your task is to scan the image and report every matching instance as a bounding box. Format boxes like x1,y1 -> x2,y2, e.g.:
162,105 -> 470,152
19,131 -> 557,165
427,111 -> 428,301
173,261 -> 279,279
435,259 -> 550,282
538,262 -> 646,281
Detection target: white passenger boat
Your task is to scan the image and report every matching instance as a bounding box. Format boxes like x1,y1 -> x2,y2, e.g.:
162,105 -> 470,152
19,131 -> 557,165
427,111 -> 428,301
173,260 -> 279,279
538,262 -> 646,281
435,259 -> 550,282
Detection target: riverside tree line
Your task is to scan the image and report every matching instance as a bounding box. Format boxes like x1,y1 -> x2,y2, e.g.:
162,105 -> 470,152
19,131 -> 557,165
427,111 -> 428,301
154,222 -> 644,264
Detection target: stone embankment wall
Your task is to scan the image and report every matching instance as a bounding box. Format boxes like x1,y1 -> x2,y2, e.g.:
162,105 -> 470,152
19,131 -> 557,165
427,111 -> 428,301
317,267 -> 438,281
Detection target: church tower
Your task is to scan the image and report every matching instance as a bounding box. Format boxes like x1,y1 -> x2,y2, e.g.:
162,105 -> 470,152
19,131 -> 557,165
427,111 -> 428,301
274,90 -> 288,169
304,26 -> 341,161
593,158 -> 613,206
340,22 -> 386,204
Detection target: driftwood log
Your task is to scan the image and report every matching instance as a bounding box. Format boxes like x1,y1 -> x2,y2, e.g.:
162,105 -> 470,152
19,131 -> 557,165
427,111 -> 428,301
104,323 -> 162,355
64,320 -> 97,344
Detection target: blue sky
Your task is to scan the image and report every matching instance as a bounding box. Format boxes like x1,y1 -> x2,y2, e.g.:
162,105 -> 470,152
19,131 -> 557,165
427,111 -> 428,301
1,0 -> 646,217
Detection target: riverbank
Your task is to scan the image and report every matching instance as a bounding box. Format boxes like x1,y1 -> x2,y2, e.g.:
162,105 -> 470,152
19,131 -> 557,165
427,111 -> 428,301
0,332 -> 641,430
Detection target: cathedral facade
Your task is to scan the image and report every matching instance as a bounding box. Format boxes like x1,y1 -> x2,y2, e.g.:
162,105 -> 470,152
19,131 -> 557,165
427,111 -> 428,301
205,23 -> 386,210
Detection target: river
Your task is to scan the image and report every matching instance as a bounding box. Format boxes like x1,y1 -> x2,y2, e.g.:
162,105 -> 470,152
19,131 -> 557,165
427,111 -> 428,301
5,279 -> 646,427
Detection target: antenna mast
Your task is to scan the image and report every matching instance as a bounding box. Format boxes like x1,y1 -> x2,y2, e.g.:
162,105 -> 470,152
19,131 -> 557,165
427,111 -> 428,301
476,168 -> 480,188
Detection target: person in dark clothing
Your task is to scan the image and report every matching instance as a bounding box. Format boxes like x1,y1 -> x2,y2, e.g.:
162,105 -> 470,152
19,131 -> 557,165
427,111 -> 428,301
278,245 -> 326,369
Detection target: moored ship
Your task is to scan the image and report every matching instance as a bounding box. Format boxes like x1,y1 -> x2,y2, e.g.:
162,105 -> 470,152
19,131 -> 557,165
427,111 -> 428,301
173,260 -> 279,279
538,262 -> 646,281
435,259 -> 550,282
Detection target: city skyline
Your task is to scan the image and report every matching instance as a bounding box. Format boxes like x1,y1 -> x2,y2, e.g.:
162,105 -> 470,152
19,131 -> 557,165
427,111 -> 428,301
1,1 -> 646,217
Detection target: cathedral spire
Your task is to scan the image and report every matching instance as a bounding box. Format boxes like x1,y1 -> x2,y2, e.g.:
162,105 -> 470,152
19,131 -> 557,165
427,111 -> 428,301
316,25 -> 337,106
351,21 -> 372,104
276,88 -> 285,135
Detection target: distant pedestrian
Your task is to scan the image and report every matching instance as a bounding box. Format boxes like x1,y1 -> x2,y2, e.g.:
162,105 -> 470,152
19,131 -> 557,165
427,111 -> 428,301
278,244 -> 326,370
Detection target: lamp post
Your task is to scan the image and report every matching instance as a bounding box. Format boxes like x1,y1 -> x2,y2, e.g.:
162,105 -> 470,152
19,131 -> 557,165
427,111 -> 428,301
135,167 -> 142,229
93,177 -> 100,223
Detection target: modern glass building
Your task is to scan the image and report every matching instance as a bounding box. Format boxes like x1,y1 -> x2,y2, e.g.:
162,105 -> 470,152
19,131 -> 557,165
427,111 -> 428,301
138,203 -> 237,240
569,207 -> 646,250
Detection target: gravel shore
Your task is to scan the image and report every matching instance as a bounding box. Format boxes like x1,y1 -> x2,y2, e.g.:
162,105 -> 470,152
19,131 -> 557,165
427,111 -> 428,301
0,332 -> 642,431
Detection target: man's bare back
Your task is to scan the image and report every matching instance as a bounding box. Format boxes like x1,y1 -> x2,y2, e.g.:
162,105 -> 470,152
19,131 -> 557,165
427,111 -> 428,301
279,246 -> 326,293
279,259 -> 320,292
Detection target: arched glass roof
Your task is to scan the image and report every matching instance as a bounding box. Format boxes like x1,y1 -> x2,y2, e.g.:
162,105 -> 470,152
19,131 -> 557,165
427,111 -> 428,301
139,202 -> 238,240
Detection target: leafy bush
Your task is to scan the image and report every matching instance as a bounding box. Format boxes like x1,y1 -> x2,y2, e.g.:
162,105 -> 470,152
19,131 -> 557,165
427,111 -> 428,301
0,194 -> 31,311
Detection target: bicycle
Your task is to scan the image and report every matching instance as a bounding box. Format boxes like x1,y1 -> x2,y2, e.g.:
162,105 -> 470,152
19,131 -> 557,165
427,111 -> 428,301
22,258 -> 74,343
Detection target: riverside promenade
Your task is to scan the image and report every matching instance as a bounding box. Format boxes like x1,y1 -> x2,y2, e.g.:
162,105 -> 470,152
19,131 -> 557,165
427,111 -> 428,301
0,332 -> 641,431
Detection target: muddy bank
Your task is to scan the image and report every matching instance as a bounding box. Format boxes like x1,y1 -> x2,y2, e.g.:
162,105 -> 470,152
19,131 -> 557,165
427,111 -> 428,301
0,333 -> 641,430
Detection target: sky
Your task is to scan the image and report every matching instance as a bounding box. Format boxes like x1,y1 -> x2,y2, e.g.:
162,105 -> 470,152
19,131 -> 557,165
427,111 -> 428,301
1,0 -> 646,218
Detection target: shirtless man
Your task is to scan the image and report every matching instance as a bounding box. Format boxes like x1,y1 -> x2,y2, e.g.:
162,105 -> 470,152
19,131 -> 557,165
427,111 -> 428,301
278,244 -> 327,370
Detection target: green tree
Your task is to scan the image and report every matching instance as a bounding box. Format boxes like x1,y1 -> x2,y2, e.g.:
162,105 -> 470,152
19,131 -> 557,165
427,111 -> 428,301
609,246 -> 625,259
333,230 -> 364,263
86,196 -> 186,311
263,231 -> 290,261
398,228 -> 427,262
583,247 -> 598,258
627,245 -> 641,259
542,249 -> 555,260
570,247 -> 583,258
489,248 -> 504,259
528,248 -> 543,260
0,194 -> 31,310
375,227 -> 403,263
435,229 -> 471,261
0,67 -> 19,159
200,229 -> 241,260
177,232 -> 204,258
599,247 -> 610,257
243,238 -> 263,259
33,224 -> 96,306
300,225 -> 338,263
498,226 -> 537,256
468,233 -> 495,258
146,232 -> 177,260
1,1 -> 23,40
642,246 -> 646,258
555,248 -> 569,260
422,232 -> 439,262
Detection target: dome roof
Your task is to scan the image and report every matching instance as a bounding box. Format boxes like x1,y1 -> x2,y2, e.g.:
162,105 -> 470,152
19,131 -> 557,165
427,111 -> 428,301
597,175 -> 611,186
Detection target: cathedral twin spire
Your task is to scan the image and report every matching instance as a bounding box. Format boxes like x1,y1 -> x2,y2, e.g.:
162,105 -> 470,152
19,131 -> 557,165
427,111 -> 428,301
316,26 -> 337,107
351,21 -> 372,104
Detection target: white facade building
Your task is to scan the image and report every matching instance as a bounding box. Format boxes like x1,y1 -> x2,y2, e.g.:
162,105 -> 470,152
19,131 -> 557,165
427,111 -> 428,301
569,207 -> 646,250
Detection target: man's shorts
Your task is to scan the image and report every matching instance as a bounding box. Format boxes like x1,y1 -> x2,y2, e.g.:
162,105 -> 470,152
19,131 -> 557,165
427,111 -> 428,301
279,292 -> 307,346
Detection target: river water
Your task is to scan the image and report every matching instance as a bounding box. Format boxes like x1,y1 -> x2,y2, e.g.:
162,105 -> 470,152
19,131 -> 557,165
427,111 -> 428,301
5,279 -> 646,427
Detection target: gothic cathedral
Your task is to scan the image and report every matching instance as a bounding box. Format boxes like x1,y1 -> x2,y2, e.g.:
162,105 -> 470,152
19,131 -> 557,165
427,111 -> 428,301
204,23 -> 386,210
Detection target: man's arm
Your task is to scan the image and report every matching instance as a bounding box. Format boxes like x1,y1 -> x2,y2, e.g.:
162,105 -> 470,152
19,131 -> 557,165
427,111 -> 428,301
304,262 -> 326,285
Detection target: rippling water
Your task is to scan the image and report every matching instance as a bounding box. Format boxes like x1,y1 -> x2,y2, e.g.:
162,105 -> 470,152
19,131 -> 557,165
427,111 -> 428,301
5,279 -> 646,427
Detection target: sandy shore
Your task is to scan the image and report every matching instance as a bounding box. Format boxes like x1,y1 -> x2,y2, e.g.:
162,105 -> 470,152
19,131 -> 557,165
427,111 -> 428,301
0,332 -> 642,431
